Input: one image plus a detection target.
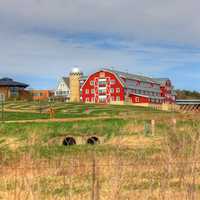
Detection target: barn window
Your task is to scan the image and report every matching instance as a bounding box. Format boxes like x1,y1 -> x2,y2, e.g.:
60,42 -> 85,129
90,80 -> 94,86
99,88 -> 106,94
116,88 -> 120,93
91,89 -> 95,94
110,88 -> 114,93
110,80 -> 116,85
86,89 -> 89,94
98,80 -> 107,86
86,97 -> 90,102
135,97 -> 140,103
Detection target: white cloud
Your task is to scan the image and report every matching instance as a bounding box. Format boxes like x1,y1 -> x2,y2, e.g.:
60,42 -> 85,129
0,0 -> 200,45
0,0 -> 200,90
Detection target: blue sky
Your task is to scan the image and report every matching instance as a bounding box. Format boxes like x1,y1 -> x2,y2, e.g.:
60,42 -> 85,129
0,0 -> 200,91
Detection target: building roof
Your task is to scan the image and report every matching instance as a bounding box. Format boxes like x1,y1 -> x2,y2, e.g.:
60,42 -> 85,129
62,77 -> 70,88
103,68 -> 160,84
102,68 -> 162,92
154,78 -> 170,85
0,78 -> 28,88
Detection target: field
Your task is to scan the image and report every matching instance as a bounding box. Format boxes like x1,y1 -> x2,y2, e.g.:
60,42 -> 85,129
0,101 -> 200,199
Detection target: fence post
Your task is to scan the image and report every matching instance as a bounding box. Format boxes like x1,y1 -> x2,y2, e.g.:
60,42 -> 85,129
151,120 -> 155,136
172,118 -> 177,132
91,154 -> 99,200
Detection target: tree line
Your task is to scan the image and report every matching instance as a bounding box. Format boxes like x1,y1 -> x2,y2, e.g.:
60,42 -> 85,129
176,89 -> 200,99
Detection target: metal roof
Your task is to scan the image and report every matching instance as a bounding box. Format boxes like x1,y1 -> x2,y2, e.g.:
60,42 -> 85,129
0,78 -> 28,88
103,68 -> 160,84
102,68 -> 161,93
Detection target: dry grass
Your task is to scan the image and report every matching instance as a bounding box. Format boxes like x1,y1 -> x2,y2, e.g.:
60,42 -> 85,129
1,103 -> 200,199
1,124 -> 200,200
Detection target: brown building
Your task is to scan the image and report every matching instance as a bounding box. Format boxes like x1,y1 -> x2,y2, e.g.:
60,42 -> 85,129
31,90 -> 54,101
0,78 -> 29,100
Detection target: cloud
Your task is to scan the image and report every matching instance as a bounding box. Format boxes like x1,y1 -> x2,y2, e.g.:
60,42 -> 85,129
0,0 -> 200,45
0,0 -> 200,90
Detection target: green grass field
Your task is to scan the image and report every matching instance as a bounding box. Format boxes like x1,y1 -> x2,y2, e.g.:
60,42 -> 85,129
0,101 -> 200,199
2,100 -> 174,121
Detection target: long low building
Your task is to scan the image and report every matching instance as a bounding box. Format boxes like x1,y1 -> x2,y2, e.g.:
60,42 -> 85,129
80,68 -> 176,104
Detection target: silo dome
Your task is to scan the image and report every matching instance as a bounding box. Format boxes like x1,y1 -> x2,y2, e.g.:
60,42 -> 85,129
71,67 -> 81,74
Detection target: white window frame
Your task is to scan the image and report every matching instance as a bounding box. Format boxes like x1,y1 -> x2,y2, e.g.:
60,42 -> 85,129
90,80 -> 94,86
110,79 -> 116,85
110,88 -> 114,93
86,97 -> 90,102
116,88 -> 120,93
135,97 -> 140,103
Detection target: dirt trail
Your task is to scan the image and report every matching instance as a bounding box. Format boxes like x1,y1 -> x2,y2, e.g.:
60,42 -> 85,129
4,116 -> 123,124
4,109 -> 44,113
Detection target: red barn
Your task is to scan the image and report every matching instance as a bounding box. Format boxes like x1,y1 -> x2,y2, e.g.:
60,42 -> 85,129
80,68 -> 175,104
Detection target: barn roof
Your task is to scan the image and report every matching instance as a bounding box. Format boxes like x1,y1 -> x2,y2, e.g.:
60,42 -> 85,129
103,68 -> 160,84
154,78 -> 170,85
0,78 -> 28,88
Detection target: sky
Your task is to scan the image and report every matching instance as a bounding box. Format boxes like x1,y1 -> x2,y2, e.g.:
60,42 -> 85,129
0,0 -> 200,91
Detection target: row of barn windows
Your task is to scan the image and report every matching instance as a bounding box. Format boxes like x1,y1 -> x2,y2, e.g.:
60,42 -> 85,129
90,79 -> 116,86
85,96 -> 121,103
132,89 -> 160,97
84,96 -> 161,103
134,97 -> 162,103
150,99 -> 163,103
84,88 -> 121,95
82,88 -> 160,97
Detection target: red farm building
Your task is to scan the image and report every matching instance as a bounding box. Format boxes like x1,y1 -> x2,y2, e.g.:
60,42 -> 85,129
80,68 -> 176,105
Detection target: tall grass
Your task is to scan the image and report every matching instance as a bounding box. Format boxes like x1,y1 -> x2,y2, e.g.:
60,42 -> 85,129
1,105 -> 200,199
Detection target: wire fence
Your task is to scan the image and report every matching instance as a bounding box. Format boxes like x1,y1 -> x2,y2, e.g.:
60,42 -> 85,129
1,154 -> 200,200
